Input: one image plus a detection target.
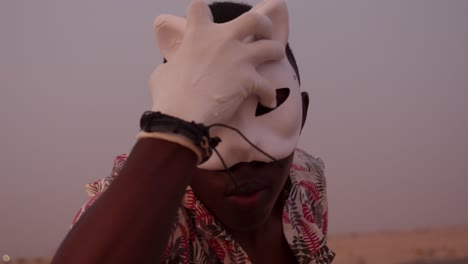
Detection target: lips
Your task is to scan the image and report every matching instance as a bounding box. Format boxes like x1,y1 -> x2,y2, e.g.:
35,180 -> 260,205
226,182 -> 267,196
226,189 -> 267,208
222,162 -> 273,207
225,181 -> 268,209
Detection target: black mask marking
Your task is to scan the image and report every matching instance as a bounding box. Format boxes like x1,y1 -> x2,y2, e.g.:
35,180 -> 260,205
255,88 -> 290,116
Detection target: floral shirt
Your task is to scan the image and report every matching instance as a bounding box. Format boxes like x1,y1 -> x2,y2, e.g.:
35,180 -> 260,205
72,149 -> 335,263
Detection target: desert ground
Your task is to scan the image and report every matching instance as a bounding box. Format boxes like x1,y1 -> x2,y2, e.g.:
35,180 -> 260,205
3,225 -> 468,264
328,225 -> 468,264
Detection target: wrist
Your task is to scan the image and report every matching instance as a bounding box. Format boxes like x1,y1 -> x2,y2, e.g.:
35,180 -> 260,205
137,131 -> 203,163
138,111 -> 221,164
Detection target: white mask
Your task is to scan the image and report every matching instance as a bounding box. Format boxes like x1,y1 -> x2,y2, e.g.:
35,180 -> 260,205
199,58 -> 302,170
155,0 -> 302,170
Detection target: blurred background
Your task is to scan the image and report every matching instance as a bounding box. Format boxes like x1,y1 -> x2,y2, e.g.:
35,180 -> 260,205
1,0 -> 467,263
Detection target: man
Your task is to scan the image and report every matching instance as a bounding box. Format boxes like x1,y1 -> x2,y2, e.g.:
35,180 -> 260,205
52,0 -> 335,263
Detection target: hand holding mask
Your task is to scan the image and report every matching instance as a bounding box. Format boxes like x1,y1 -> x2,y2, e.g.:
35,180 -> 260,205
149,0 -> 285,125
146,0 -> 303,169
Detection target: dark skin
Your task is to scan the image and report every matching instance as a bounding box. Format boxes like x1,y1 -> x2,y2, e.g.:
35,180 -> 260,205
52,92 -> 309,264
192,92 -> 309,263
192,156 -> 296,264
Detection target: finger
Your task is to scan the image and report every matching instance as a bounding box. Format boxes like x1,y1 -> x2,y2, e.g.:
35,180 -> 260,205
186,0 -> 213,29
251,75 -> 277,108
153,15 -> 186,59
251,0 -> 289,44
153,14 -> 185,32
246,39 -> 285,65
226,12 -> 273,40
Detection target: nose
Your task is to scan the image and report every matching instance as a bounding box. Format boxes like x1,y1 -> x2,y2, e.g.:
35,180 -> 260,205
199,133 -> 260,170
223,141 -> 256,168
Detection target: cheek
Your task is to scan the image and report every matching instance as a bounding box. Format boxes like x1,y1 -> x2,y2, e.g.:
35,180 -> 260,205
275,157 -> 294,188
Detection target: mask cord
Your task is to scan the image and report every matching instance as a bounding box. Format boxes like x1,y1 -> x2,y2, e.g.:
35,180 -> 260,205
212,147 -> 239,188
208,123 -> 283,169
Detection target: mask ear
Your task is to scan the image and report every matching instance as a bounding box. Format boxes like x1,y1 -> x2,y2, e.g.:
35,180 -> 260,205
153,14 -> 186,61
252,0 -> 289,45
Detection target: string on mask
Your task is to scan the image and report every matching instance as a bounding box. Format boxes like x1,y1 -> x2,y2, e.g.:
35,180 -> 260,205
208,123 -> 280,164
207,123 -> 283,188
211,147 -> 239,187
139,111 -> 283,189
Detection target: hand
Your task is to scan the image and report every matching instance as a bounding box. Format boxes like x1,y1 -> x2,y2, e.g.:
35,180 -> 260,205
149,0 -> 285,125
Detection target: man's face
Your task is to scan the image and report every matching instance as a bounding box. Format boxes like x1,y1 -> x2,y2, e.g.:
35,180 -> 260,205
191,153 -> 294,230
190,60 -> 308,230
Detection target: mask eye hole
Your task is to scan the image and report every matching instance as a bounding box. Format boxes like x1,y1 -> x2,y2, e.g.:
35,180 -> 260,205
255,88 -> 290,116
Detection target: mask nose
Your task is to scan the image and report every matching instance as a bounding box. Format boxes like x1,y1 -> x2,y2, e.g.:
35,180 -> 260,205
221,139 -> 257,168
198,128 -> 264,170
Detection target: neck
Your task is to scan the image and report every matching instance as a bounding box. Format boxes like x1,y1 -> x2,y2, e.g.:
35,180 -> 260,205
228,189 -> 297,264
230,195 -> 285,249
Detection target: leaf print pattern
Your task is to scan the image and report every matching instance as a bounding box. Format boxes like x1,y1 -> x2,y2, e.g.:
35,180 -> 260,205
71,149 -> 335,263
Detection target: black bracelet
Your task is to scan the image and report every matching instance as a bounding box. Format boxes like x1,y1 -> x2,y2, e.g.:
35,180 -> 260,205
140,111 -> 221,163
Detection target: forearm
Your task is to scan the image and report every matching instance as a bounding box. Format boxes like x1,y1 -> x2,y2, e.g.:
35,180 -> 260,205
52,138 -> 197,264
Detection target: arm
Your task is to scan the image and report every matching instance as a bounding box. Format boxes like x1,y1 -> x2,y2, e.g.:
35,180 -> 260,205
53,0 -> 283,262
52,138 -> 196,264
